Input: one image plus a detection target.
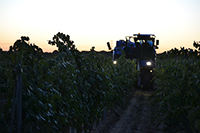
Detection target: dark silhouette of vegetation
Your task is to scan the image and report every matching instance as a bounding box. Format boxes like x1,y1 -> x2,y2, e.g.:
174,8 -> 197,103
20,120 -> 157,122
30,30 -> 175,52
193,40 -> 200,50
158,41 -> 200,59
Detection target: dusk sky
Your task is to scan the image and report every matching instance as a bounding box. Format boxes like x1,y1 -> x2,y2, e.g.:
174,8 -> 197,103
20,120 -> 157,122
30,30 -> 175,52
0,0 -> 200,53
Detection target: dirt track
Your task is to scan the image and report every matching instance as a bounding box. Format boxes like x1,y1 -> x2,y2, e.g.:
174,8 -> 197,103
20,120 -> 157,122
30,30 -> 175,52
92,89 -> 164,133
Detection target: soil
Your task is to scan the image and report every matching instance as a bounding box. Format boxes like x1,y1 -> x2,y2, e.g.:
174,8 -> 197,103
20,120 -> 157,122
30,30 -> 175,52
91,89 -> 164,133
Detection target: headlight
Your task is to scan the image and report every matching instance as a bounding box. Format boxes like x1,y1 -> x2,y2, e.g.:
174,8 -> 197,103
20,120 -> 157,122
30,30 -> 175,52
113,60 -> 117,64
146,61 -> 152,66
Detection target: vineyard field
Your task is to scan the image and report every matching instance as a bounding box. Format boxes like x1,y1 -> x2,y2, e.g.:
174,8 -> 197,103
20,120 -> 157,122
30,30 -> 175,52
0,33 -> 138,132
0,33 -> 200,132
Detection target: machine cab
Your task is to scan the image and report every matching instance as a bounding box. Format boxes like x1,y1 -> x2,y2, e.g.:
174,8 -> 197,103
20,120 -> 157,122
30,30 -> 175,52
112,34 -> 159,67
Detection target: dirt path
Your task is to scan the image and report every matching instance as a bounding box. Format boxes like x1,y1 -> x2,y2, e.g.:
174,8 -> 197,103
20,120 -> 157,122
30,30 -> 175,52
92,89 -> 164,133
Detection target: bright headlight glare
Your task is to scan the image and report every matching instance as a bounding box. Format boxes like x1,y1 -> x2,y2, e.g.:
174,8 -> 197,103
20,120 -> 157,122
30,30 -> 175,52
113,60 -> 117,64
146,61 -> 152,66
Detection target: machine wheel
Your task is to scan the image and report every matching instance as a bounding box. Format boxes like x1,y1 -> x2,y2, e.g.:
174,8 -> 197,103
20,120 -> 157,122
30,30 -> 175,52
140,68 -> 154,90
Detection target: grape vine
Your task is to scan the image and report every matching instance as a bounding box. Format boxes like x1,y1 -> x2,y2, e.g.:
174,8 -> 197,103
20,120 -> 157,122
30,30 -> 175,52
153,44 -> 200,132
0,33 -> 138,132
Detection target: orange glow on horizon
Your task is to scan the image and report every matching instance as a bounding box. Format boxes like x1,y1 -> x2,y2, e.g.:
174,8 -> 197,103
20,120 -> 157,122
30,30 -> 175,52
0,38 -> 196,54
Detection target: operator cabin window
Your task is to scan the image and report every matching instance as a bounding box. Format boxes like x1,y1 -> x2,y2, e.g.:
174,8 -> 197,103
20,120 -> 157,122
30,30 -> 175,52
136,40 -> 145,45
146,40 -> 153,46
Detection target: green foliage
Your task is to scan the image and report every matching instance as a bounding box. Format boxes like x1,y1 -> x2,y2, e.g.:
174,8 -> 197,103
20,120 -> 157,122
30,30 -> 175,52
153,58 -> 200,132
0,33 -> 137,132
